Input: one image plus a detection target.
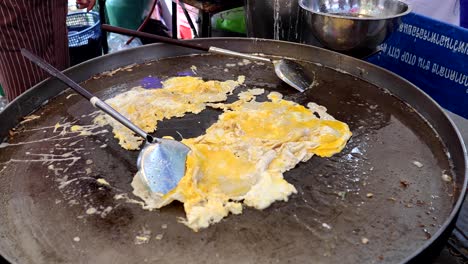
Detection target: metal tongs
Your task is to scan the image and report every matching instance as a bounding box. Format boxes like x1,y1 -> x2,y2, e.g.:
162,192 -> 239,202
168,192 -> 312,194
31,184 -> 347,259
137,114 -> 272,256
22,49 -> 190,195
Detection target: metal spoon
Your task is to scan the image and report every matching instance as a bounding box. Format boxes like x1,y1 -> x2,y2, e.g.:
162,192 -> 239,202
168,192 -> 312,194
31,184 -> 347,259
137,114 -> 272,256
101,24 -> 313,93
21,49 -> 190,195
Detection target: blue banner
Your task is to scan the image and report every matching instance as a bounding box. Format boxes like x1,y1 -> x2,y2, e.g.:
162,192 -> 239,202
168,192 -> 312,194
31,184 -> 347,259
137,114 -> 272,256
366,13 -> 468,118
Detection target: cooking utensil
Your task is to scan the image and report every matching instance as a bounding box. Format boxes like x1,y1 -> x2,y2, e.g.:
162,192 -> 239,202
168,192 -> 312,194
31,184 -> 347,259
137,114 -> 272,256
21,49 -> 190,194
0,39 -> 465,264
299,0 -> 411,52
101,24 -> 312,93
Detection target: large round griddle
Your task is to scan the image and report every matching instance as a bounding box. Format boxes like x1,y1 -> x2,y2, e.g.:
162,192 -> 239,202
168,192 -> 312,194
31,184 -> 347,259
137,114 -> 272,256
0,39 -> 466,264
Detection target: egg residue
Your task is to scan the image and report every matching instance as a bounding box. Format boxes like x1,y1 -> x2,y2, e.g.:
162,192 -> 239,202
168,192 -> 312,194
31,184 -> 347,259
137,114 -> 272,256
96,76 -> 351,231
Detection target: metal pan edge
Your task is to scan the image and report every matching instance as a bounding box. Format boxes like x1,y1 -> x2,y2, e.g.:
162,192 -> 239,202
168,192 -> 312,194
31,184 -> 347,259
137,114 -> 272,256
0,38 -> 466,264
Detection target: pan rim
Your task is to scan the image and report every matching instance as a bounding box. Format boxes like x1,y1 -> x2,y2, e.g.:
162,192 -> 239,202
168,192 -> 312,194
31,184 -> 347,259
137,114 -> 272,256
1,37 -> 467,264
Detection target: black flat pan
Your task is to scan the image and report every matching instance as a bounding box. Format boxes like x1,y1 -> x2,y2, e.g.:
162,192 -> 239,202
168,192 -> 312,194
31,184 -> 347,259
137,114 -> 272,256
0,39 -> 466,264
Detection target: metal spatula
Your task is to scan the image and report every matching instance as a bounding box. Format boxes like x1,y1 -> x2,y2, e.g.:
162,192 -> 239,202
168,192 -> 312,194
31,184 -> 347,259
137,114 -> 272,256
21,49 -> 190,195
101,24 -> 313,93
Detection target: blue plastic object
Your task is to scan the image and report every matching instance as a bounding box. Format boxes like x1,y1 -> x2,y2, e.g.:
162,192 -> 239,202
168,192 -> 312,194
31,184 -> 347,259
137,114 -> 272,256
67,12 -> 101,47
366,13 -> 468,118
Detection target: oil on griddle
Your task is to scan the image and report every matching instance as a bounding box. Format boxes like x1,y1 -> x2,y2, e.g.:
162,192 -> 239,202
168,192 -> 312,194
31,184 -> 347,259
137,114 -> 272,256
0,54 -> 455,264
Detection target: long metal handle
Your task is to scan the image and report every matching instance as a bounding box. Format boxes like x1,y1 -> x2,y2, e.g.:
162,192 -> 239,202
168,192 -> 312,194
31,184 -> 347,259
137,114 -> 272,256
101,24 -> 272,63
21,48 -> 154,143
101,24 -> 209,52
21,49 -> 94,100
89,97 -> 151,141
208,47 -> 271,63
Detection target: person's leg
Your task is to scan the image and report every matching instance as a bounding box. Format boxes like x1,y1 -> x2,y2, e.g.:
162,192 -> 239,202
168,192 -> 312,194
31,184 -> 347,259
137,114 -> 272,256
0,0 -> 69,102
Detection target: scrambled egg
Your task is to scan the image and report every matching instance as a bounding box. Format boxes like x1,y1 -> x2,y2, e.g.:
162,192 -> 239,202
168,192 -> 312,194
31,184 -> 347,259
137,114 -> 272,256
96,76 -> 352,231
94,76 -> 243,150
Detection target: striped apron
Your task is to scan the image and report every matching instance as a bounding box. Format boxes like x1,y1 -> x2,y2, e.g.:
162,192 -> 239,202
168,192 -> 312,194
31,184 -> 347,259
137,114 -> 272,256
0,0 -> 69,101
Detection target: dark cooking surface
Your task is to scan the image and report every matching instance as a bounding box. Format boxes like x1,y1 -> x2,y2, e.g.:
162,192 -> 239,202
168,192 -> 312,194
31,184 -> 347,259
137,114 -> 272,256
0,54 -> 457,263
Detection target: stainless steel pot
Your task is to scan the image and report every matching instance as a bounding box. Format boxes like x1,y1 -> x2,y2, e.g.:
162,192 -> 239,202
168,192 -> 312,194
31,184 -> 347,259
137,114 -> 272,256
299,0 -> 411,52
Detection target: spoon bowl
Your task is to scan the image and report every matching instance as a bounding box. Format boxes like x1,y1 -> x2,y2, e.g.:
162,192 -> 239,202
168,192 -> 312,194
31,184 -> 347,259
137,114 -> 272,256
138,138 -> 190,194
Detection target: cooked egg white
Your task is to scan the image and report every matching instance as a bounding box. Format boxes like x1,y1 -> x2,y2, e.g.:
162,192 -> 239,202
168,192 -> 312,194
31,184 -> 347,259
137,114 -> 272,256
96,77 -> 351,231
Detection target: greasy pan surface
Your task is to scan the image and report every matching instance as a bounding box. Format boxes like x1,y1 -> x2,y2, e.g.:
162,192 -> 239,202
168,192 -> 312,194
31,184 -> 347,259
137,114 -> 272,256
0,39 -> 466,264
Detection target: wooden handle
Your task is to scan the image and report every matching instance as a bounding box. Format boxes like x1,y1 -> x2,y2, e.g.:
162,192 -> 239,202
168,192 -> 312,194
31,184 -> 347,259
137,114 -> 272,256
101,24 -> 209,52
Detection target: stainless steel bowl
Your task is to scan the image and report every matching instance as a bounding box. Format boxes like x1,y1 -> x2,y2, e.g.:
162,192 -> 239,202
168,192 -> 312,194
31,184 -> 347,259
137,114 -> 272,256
299,0 -> 411,52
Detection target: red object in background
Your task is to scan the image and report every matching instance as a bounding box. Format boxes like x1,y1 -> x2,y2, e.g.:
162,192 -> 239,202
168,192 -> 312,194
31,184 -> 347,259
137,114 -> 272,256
176,2 -> 198,39
150,0 -> 198,39
179,25 -> 192,39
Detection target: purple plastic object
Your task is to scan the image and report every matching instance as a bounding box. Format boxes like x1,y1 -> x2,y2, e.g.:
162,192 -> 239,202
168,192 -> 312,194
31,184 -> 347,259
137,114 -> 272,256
141,76 -> 163,89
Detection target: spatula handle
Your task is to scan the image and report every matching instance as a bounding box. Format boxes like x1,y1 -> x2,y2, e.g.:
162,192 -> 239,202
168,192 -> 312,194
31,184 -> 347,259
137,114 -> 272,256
101,24 -> 271,63
101,24 -> 209,52
21,49 -> 95,100
21,49 -> 154,143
